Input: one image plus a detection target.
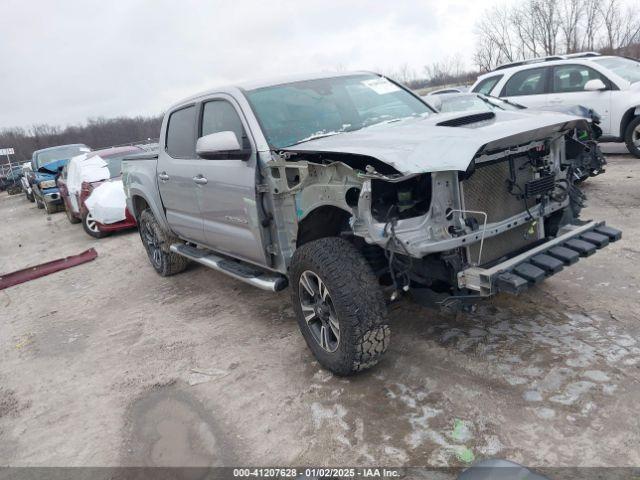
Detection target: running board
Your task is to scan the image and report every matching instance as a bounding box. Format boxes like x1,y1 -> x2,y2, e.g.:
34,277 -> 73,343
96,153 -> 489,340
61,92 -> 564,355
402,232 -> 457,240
170,244 -> 288,292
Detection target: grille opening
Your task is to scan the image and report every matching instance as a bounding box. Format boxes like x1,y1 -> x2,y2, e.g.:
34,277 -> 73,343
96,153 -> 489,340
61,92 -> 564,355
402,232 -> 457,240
461,157 -> 546,265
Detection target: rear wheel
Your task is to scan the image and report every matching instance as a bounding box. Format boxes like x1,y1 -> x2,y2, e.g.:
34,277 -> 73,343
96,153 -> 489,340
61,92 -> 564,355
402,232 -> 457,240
82,211 -> 108,238
138,208 -> 189,276
65,204 -> 81,224
624,116 -> 640,158
290,237 -> 390,375
25,190 -> 34,202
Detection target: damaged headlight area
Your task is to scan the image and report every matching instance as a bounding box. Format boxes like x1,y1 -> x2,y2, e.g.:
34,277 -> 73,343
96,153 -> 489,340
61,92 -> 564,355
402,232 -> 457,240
39,180 -> 56,189
370,174 -> 431,222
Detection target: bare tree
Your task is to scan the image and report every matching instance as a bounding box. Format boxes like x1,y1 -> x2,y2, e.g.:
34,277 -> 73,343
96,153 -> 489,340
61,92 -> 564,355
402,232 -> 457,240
581,0 -> 602,51
423,55 -> 468,85
559,0 -> 582,53
477,5 -> 521,64
473,0 -> 640,71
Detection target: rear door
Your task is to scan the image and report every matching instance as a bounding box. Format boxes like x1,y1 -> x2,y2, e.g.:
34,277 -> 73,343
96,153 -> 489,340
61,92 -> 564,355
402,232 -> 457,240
549,64 -> 612,134
499,66 -> 550,109
156,104 -> 207,244
195,96 -> 268,266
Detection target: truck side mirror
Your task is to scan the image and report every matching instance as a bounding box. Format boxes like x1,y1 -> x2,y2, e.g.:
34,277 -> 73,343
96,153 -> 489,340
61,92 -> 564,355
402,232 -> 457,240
196,131 -> 251,160
584,79 -> 607,91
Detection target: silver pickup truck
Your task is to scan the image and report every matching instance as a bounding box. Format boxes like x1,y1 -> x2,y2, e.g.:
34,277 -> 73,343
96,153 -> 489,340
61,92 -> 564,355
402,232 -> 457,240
122,72 -> 620,375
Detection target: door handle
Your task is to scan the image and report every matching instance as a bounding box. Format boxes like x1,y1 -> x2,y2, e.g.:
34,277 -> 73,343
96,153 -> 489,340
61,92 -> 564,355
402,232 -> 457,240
193,175 -> 208,185
158,172 -> 170,182
549,98 -> 563,104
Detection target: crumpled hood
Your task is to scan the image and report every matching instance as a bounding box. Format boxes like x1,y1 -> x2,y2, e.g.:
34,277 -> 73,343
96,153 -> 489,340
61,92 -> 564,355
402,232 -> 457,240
283,110 -> 587,175
37,158 -> 69,174
34,171 -> 55,182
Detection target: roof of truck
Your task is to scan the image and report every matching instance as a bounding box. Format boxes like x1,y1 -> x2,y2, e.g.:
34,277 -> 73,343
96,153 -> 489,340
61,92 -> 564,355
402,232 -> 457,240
169,71 -> 378,109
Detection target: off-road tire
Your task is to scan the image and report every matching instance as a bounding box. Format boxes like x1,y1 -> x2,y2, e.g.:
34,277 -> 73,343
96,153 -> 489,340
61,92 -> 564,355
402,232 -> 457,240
35,196 -> 44,209
82,211 -> 108,238
65,205 -> 81,224
624,116 -> 640,158
290,237 -> 390,375
138,208 -> 189,276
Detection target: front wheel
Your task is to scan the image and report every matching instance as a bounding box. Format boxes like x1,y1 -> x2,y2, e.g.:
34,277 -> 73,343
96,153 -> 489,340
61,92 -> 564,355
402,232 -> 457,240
290,237 -> 390,375
35,196 -> 44,209
82,211 -> 108,238
624,116 -> 640,158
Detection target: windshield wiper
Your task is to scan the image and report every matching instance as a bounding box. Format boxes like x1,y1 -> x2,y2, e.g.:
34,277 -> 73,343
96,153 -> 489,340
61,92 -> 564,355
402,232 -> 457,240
286,130 -> 346,147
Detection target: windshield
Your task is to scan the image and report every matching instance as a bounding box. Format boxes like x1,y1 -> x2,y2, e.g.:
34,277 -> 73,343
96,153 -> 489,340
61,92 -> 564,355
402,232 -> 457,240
34,145 -> 89,169
103,153 -> 137,178
592,57 -> 640,84
244,74 -> 432,148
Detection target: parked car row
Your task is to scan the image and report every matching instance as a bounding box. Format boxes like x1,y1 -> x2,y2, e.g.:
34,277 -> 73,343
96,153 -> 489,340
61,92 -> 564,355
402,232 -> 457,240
14,142 -> 156,239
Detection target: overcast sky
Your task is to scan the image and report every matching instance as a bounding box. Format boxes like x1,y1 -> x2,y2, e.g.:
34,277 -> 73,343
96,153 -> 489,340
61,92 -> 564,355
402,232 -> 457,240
0,0 -> 507,130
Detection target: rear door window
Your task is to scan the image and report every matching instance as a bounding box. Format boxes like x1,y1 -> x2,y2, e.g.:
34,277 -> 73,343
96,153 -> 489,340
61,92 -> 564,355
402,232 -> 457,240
472,75 -> 503,95
502,67 -> 548,97
166,105 -> 197,158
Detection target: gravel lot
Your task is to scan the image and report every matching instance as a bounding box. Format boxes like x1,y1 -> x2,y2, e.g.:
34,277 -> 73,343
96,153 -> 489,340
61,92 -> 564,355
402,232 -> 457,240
1,148 -> 639,470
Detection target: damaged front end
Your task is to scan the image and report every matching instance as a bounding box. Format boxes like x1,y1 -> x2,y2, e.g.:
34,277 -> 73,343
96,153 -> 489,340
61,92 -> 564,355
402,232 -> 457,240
262,113 -> 620,308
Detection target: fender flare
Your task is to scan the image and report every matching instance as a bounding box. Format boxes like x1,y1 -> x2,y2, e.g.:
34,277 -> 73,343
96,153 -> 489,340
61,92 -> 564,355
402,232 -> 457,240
127,186 -> 174,235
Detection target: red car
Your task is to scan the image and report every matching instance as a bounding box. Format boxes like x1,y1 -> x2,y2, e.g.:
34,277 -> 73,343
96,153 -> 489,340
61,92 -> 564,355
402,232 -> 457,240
57,146 -> 143,238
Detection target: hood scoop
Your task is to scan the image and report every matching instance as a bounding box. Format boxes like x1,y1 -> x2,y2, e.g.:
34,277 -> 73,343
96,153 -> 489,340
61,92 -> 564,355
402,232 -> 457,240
436,111 -> 495,127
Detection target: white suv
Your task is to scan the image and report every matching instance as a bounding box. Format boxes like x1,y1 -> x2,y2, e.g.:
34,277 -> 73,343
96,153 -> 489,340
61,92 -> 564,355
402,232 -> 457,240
470,53 -> 640,157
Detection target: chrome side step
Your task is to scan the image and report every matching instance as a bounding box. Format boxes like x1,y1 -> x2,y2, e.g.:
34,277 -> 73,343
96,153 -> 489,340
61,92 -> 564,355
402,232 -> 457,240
170,244 -> 288,292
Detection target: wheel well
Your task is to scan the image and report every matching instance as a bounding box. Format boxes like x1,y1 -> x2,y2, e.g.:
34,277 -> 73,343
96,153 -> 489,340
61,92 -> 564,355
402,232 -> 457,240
296,206 -> 352,247
131,195 -> 149,220
620,107 -> 639,138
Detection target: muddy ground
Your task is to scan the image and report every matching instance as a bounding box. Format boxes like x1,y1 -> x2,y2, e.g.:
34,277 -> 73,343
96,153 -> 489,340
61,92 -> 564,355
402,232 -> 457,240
0,148 -> 638,471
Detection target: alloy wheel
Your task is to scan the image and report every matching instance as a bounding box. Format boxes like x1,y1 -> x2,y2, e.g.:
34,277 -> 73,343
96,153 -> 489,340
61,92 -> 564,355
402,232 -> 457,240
298,270 -> 340,353
85,213 -> 100,233
633,124 -> 640,147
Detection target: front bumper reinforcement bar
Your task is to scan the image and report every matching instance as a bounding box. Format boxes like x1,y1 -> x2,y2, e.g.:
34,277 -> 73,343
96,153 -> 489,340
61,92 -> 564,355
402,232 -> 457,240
457,221 -> 621,296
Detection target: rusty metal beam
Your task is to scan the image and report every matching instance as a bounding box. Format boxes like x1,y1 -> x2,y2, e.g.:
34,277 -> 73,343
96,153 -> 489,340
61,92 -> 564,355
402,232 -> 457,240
0,248 -> 98,290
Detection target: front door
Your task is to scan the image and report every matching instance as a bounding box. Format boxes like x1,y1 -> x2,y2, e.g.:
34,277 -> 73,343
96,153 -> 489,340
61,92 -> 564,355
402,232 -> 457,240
195,97 -> 268,266
157,104 -> 206,244
548,64 -> 612,134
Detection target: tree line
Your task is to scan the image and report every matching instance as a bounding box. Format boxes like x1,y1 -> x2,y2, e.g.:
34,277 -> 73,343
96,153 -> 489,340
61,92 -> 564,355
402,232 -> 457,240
385,0 -> 639,90
474,0 -> 640,71
0,115 -> 162,165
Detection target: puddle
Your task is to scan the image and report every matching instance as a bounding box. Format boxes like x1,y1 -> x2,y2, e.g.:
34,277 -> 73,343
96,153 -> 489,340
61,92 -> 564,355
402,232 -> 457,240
121,385 -> 235,467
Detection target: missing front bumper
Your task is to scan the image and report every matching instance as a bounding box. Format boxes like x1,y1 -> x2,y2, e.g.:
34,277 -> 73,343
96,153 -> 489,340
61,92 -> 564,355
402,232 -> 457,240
457,221 -> 621,296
